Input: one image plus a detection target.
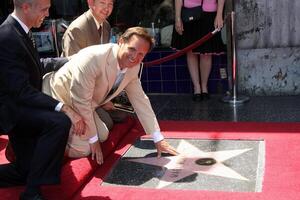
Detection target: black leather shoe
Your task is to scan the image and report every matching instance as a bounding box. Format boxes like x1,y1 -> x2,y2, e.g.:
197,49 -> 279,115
201,93 -> 210,100
20,192 -> 46,200
192,93 -> 202,102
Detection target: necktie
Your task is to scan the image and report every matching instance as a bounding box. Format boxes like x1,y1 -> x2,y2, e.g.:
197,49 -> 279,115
108,72 -> 125,97
98,25 -> 103,44
28,30 -> 36,48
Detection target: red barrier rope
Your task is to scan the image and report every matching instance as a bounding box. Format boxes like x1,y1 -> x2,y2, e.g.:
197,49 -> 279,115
143,29 -> 220,67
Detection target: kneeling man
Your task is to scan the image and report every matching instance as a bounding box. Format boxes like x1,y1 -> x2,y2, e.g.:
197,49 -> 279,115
43,27 -> 178,165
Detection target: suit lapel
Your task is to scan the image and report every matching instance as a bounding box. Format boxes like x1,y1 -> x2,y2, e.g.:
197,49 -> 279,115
103,45 -> 119,99
106,61 -> 118,94
102,21 -> 110,43
85,10 -> 101,44
21,33 -> 41,67
8,16 -> 41,70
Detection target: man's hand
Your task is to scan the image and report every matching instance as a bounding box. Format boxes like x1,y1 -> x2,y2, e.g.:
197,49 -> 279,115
89,141 -> 104,165
61,104 -> 85,136
101,101 -> 115,111
155,139 -> 179,158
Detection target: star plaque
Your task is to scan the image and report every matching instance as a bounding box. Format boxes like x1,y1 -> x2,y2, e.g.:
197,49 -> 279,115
103,139 -> 265,192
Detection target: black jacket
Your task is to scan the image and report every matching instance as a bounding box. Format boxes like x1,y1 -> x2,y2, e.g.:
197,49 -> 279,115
0,15 -> 64,133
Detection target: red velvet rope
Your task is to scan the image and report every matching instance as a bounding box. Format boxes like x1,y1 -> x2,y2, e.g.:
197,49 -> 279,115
143,30 -> 218,67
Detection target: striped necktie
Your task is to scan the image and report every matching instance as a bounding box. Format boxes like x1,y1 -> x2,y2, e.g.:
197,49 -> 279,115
28,30 -> 36,48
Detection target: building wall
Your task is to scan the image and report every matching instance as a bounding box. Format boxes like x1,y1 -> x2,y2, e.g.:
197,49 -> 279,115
235,0 -> 300,95
141,48 -> 228,94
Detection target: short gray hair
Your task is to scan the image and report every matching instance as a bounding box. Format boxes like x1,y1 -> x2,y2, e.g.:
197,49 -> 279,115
13,0 -> 35,8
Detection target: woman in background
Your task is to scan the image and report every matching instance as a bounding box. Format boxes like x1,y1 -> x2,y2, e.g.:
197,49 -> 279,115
172,0 -> 226,101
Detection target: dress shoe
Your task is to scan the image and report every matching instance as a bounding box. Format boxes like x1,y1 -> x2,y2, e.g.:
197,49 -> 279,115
192,93 -> 202,102
19,192 -> 46,200
201,93 -> 210,100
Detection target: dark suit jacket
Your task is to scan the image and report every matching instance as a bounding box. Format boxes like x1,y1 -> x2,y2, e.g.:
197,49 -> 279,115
0,15 -> 60,133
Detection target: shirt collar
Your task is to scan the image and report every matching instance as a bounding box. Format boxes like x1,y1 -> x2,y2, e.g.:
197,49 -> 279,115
11,13 -> 30,34
117,64 -> 127,74
89,9 -> 103,30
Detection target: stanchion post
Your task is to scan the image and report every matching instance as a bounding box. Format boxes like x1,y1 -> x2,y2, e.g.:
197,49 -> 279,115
222,11 -> 249,104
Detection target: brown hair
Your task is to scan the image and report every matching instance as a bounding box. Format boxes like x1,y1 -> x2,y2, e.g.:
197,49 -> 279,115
120,27 -> 155,52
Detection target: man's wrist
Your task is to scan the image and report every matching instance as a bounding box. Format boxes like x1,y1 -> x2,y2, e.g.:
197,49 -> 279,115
152,131 -> 164,143
89,135 -> 99,144
55,102 -> 64,112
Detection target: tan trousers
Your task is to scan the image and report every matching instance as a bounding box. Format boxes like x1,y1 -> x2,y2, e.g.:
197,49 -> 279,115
65,108 -> 128,158
42,72 -> 126,158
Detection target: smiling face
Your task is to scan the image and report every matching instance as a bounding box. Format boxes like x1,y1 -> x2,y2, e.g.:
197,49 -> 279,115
89,0 -> 114,22
22,0 -> 51,28
117,35 -> 150,69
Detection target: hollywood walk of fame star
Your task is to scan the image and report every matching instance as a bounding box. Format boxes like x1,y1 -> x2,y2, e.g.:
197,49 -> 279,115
127,140 -> 252,188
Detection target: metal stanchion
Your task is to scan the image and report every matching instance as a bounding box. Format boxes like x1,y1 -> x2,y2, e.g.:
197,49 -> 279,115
222,11 -> 249,104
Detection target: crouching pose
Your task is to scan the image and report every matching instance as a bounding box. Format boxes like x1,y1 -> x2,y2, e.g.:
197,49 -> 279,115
43,27 -> 179,165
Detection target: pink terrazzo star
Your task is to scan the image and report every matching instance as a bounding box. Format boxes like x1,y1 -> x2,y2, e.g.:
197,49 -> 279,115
128,140 -> 252,188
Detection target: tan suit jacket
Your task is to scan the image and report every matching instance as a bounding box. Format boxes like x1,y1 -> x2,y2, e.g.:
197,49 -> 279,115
61,9 -> 111,57
43,44 -> 160,142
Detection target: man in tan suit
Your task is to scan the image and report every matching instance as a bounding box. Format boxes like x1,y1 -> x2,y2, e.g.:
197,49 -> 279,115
43,27 -> 178,165
61,0 -> 113,57
61,0 -> 125,130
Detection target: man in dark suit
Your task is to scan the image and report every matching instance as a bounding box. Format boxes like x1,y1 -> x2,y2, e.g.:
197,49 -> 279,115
0,0 -> 85,199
